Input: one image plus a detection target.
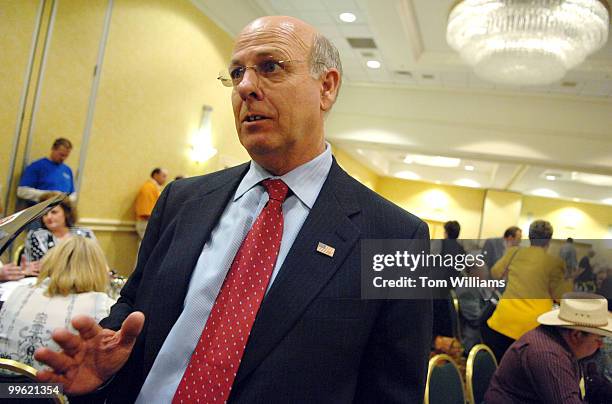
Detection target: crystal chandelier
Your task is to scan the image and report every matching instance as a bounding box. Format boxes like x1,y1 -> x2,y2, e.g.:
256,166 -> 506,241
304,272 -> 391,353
446,0 -> 610,85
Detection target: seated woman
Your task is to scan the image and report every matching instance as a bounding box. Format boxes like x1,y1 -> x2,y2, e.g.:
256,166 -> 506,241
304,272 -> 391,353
24,194 -> 94,263
0,236 -> 115,373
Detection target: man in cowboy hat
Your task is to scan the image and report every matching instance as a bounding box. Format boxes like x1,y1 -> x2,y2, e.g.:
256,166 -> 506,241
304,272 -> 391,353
485,292 -> 611,404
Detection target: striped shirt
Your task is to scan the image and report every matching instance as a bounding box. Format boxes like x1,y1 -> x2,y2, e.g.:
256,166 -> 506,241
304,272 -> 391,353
485,325 -> 584,404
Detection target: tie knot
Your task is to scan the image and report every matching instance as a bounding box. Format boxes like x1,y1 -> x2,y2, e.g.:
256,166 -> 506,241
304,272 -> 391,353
262,179 -> 289,203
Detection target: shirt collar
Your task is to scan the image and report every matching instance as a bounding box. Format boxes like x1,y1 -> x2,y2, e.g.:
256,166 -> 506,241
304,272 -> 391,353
234,142 -> 332,209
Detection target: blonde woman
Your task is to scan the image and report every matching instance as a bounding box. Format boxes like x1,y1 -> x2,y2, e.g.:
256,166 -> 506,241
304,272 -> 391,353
0,236 -> 115,373
483,220 -> 573,362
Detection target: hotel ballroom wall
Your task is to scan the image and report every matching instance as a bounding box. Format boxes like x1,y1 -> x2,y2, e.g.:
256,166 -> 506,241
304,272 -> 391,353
2,0 -> 611,273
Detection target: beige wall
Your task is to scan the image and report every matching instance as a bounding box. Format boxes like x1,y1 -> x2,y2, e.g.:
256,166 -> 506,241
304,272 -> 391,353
520,196 -> 612,240
376,177 -> 486,239
479,190 -> 523,239
3,1 -> 611,274
25,0 -> 108,174
75,0 -> 248,271
0,0 -> 40,212
332,145 -> 378,190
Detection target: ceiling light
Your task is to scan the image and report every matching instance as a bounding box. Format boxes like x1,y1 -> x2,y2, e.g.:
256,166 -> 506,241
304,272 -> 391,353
446,0 -> 610,85
572,198 -> 580,202
571,171 -> 612,187
602,198 -> 612,205
531,188 -> 560,198
366,60 -> 381,69
339,12 -> 357,23
546,175 -> 557,181
464,165 -> 475,171
395,170 -> 421,181
407,154 -> 461,168
454,178 -> 481,188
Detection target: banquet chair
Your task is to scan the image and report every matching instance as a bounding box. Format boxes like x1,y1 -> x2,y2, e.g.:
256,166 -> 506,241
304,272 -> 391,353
466,344 -> 498,404
0,358 -> 64,403
424,353 -> 466,404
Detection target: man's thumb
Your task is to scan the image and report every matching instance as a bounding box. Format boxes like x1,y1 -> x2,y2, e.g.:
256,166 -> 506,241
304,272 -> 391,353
119,312 -> 145,346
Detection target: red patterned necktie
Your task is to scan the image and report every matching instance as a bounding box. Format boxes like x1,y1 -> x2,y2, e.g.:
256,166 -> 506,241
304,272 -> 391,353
172,179 -> 289,404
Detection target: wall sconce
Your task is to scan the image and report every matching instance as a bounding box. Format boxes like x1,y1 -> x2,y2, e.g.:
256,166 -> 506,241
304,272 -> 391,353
191,105 -> 217,163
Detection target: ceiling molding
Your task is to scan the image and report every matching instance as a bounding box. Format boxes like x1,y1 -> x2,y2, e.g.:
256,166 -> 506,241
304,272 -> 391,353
341,80 -> 612,104
503,165 -> 529,190
189,0 -> 267,37
328,134 -> 612,176
396,0 -> 425,61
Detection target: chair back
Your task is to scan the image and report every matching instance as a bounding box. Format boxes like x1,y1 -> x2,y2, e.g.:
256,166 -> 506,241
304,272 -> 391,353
12,243 -> 25,264
466,344 -> 498,404
424,354 -> 466,404
0,358 -> 64,403
449,289 -> 462,340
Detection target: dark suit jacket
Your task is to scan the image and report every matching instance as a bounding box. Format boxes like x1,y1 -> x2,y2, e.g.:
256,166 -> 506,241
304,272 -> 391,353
97,159 -> 432,403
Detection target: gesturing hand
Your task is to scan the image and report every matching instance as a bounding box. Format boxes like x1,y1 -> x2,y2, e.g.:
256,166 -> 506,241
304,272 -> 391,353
35,312 -> 145,395
0,263 -> 25,281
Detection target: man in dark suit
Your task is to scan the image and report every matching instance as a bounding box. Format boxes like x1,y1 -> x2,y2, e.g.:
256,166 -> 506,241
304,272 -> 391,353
481,226 -> 522,271
35,16 -> 432,403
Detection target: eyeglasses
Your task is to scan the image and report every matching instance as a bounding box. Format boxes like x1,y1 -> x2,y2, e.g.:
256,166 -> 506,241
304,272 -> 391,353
218,59 -> 307,87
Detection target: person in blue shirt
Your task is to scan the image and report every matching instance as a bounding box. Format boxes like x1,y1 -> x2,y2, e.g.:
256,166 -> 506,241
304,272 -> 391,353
17,138 -> 76,203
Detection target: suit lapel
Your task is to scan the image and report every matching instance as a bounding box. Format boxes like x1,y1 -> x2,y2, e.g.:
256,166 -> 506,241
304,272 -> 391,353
234,162 -> 362,384
144,164 -> 249,372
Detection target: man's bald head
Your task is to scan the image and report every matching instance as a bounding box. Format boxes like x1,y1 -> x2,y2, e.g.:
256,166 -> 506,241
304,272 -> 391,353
237,16 -> 316,50
235,16 -> 342,83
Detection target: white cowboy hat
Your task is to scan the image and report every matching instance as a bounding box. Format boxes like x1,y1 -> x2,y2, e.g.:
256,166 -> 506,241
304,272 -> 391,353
538,292 -> 612,337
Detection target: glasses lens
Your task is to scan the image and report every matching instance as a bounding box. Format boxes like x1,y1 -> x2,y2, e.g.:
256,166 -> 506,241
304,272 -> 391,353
257,60 -> 281,75
217,70 -> 233,87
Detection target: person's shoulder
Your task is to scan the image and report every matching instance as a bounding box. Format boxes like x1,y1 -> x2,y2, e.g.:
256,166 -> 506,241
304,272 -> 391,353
522,326 -> 569,354
70,227 -> 94,238
28,228 -> 51,239
139,180 -> 156,191
544,251 -> 565,266
25,158 -> 48,169
59,162 -> 73,173
165,163 -> 250,198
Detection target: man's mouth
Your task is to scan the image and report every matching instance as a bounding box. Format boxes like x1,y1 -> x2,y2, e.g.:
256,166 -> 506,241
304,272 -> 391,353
244,115 -> 269,122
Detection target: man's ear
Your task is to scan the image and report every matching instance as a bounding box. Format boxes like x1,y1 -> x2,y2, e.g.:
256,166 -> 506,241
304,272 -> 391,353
568,329 -> 584,344
320,69 -> 341,112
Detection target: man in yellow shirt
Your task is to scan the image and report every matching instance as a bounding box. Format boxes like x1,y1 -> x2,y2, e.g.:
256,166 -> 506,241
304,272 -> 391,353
135,168 -> 167,241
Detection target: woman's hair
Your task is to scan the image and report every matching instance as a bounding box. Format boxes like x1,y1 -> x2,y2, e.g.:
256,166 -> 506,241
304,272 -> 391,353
36,236 -> 109,297
40,193 -> 77,228
528,220 -> 554,247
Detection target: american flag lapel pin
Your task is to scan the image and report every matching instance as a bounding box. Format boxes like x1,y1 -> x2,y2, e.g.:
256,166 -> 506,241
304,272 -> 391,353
316,242 -> 335,257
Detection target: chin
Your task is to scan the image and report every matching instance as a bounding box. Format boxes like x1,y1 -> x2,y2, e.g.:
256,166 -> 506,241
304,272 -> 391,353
240,133 -> 281,155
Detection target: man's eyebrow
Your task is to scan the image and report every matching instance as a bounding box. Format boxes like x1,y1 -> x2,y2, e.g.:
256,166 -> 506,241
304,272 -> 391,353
230,50 -> 290,65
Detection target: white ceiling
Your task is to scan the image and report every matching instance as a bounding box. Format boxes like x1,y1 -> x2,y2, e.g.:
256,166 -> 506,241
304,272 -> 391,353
191,0 -> 612,206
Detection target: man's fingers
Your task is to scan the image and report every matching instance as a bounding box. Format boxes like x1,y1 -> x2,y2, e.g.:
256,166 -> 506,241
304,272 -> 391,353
37,369 -> 70,386
34,347 -> 73,374
71,315 -> 104,340
51,328 -> 83,357
118,312 -> 145,347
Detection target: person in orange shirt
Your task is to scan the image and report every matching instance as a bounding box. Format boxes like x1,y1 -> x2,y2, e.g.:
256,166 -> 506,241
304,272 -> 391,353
135,168 -> 167,241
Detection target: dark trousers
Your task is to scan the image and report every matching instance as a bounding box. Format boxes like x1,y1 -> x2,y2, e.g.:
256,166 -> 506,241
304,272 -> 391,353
481,322 -> 515,363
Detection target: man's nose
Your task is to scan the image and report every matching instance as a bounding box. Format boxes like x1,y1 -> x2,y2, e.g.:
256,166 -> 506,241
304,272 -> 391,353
236,68 -> 263,100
